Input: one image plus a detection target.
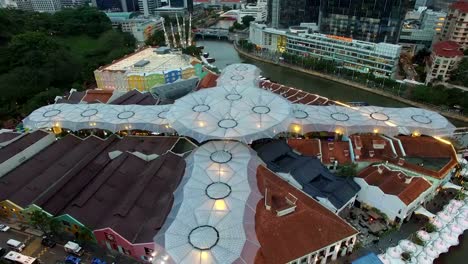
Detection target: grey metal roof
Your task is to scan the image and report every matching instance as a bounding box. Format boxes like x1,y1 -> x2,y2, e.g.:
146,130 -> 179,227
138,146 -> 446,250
254,140 -> 360,210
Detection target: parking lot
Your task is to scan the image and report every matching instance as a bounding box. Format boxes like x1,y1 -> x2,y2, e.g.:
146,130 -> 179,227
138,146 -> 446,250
0,221 -> 140,264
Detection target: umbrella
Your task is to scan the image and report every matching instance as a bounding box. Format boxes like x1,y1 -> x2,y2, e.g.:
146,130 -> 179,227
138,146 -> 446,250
441,229 -> 460,246
378,254 -> 392,264
424,246 -> 440,258
398,240 -> 417,253
456,215 -> 468,228
386,246 -> 403,259
448,199 -> 463,209
433,238 -> 450,254
417,230 -> 431,241
436,211 -> 452,223
448,222 -> 464,235
431,218 -> 445,230
417,253 -> 435,264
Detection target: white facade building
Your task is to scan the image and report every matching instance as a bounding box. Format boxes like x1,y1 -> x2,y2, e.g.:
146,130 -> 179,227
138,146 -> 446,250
441,1 -> 468,49
425,40 -> 463,84
249,23 -> 287,52
354,164 -> 433,223
238,2 -> 267,23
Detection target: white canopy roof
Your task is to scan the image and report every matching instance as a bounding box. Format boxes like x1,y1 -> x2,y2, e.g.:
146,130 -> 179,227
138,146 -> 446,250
23,63 -> 456,142
154,141 -> 262,264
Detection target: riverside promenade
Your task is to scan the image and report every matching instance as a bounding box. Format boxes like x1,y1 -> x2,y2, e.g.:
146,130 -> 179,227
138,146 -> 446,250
234,45 -> 468,124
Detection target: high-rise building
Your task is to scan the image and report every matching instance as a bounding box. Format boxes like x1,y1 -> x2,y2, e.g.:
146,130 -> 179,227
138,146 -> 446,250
138,0 -> 159,16
432,0 -> 459,11
425,40 -> 463,84
399,9 -> 446,52
319,0 -> 409,44
13,0 -> 33,10
30,0 -> 61,12
441,0 -> 468,49
268,0 -> 321,29
60,0 -> 83,8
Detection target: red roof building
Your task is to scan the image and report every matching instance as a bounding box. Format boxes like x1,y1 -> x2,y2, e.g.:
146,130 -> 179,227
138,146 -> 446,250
288,138 -> 352,165
426,41 -> 463,84
255,166 -> 358,264
355,165 -> 432,223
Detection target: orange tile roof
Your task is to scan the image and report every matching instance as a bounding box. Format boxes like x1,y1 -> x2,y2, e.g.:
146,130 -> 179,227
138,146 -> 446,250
392,136 -> 459,179
350,135 -> 397,162
358,165 -> 432,205
197,72 -> 219,90
82,89 -> 114,103
288,139 -> 352,165
255,166 -> 358,264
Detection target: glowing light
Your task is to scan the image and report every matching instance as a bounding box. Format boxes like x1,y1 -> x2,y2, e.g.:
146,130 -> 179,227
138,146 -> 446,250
293,125 -> 301,133
214,199 -> 227,210
198,121 -> 205,127
434,136 -> 452,145
201,251 -> 209,260
256,123 -> 261,128
412,131 -> 420,137
163,255 -> 169,261
151,252 -> 156,257
335,129 -> 342,135
384,121 -> 397,127
334,101 -> 352,108
373,128 -> 379,134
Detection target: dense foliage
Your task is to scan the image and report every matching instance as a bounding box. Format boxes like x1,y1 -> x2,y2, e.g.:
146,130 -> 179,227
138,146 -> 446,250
451,58 -> 468,87
0,7 -> 136,122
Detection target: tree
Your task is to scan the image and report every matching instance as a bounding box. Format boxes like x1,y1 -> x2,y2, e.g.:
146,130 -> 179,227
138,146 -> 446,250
335,163 -> 358,177
241,15 -> 255,27
145,30 -> 166,47
451,58 -> 468,86
29,210 -> 64,236
182,45 -> 202,58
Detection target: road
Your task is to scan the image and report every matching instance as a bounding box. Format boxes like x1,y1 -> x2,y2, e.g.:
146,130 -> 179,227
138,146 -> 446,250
0,222 -> 140,264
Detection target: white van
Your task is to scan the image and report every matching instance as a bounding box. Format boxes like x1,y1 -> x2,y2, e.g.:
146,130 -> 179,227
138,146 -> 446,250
6,239 -> 25,252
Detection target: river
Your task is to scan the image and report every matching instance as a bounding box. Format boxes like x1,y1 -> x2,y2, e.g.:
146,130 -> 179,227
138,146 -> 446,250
194,37 -> 467,263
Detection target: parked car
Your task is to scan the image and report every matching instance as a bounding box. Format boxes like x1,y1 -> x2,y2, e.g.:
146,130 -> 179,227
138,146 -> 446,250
65,255 -> 81,264
91,257 -> 107,264
41,236 -> 57,248
0,247 -> 7,257
0,224 -> 10,232
6,239 -> 26,252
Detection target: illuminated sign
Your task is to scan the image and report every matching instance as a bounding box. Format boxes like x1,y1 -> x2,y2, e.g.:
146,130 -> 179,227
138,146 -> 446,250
326,35 -> 353,42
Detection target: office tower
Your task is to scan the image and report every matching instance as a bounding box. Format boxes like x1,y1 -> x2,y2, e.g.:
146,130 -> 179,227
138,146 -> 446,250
268,0 -> 321,29
138,0 -> 159,16
95,0 -> 124,11
415,0 -> 428,9
399,9 -> 446,50
441,0 -> 468,49
319,0 -> 409,43
432,0 -> 458,11
30,0 -> 61,12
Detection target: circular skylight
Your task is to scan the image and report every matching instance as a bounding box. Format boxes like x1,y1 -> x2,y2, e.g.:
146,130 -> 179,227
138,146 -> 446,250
80,109 -> 98,117
210,150 -> 232,163
293,110 -> 309,119
192,104 -> 210,113
330,112 -> 350,121
370,112 -> 390,121
157,110 -> 168,119
252,106 -> 271,114
225,93 -> 243,101
218,119 -> 238,129
205,182 -> 232,200
235,65 -> 249,71
188,225 -> 219,250
117,111 -> 135,119
230,75 -> 245,81
43,109 -> 61,118
411,115 -> 432,124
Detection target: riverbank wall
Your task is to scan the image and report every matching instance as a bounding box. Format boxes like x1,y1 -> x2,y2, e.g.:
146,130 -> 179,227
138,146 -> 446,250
234,45 -> 468,124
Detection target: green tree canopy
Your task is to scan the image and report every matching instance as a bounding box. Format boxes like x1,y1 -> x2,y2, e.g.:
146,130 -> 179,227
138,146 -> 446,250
241,16 -> 255,27
145,30 -> 166,47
